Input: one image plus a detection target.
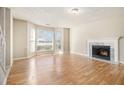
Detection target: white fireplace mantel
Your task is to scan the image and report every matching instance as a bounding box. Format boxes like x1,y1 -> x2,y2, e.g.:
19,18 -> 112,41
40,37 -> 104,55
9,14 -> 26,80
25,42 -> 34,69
87,38 -> 119,64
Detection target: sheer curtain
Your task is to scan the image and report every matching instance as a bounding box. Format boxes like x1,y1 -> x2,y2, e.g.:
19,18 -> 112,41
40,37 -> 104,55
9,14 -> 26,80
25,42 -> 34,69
28,26 -> 36,57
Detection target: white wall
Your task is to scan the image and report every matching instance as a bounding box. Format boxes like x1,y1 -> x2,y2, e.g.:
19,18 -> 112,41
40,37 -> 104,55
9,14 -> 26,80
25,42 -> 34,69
13,20 -> 37,59
120,37 -> 124,62
13,19 -> 27,59
70,15 -> 124,62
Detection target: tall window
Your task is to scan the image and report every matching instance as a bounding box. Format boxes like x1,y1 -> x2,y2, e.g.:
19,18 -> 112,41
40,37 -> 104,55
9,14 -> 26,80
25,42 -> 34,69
29,28 -> 62,55
36,30 -> 54,52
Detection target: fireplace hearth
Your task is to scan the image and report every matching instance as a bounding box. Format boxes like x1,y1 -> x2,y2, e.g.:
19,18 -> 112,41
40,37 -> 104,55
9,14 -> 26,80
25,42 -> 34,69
92,45 -> 110,60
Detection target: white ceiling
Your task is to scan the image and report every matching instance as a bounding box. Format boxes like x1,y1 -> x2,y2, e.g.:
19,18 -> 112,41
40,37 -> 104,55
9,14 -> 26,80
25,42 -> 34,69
10,7 -> 124,28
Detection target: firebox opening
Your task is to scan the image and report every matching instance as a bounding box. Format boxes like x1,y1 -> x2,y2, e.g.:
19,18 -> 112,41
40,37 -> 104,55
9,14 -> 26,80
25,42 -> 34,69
92,45 -> 111,61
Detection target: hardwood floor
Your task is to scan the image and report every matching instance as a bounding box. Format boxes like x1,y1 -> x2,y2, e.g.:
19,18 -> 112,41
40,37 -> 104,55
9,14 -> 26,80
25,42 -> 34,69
7,54 -> 124,85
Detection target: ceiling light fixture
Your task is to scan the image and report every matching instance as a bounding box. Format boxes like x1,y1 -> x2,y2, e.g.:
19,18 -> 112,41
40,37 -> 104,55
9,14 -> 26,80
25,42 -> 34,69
70,8 -> 80,15
46,24 -> 50,26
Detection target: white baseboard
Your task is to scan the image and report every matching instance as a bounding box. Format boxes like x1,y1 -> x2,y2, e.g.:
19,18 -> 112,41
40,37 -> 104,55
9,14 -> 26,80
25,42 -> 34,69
13,56 -> 32,61
71,52 -> 88,57
82,53 -> 88,57
13,53 -> 63,61
120,61 -> 124,64
13,57 -> 28,61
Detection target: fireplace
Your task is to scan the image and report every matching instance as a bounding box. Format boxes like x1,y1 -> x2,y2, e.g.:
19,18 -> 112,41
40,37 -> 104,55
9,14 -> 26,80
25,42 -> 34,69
92,45 -> 110,60
88,40 -> 119,64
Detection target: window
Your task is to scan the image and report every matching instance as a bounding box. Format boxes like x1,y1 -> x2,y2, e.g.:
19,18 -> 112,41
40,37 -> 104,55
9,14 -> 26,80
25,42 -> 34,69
36,30 -> 54,52
29,27 -> 63,55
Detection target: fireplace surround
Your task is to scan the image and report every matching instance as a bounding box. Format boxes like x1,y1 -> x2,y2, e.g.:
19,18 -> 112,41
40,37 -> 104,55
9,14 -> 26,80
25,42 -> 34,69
87,39 -> 119,64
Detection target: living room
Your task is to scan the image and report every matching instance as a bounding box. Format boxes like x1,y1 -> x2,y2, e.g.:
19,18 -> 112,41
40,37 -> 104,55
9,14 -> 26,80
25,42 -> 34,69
0,7 -> 124,85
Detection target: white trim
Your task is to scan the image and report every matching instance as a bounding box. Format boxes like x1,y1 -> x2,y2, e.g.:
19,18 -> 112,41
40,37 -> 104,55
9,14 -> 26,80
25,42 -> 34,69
71,52 -> 88,57
71,52 -> 83,56
13,56 -> 30,61
82,53 -> 88,57
120,61 -> 124,64
13,53 -> 57,61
